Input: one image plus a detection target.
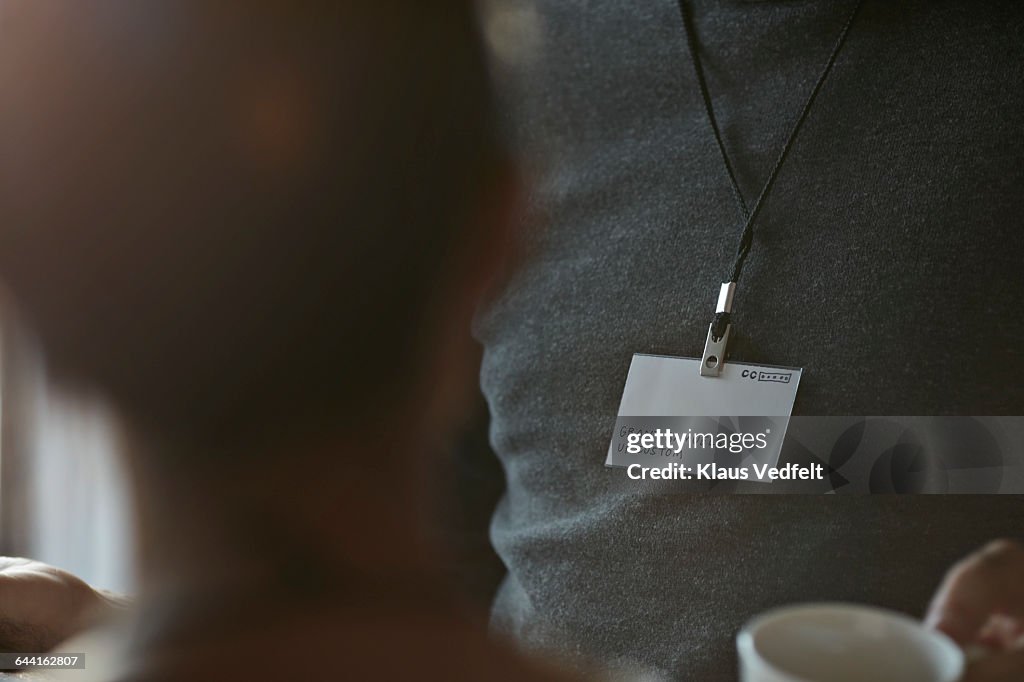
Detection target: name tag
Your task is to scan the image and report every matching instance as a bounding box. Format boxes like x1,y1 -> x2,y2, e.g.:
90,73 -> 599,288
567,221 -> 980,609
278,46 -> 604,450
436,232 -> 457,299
605,353 -> 802,481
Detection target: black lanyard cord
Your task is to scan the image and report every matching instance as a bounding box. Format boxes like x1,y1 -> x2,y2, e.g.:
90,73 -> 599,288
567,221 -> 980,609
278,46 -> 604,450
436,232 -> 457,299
678,0 -> 864,344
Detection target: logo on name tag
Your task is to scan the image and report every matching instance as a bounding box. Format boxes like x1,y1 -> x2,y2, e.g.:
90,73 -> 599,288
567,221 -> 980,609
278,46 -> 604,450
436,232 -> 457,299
741,369 -> 792,384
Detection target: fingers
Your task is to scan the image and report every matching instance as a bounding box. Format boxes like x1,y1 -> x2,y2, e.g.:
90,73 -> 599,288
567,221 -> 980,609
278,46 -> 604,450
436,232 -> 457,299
925,540 -> 1024,646
977,614 -> 1024,650
964,649 -> 1024,682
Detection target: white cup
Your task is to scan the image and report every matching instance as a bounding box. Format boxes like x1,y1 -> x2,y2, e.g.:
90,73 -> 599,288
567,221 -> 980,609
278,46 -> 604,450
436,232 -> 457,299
737,603 -> 964,682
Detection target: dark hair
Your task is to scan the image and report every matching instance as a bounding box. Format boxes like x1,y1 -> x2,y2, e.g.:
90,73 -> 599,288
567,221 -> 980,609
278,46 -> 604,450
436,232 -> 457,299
0,2 -> 504,456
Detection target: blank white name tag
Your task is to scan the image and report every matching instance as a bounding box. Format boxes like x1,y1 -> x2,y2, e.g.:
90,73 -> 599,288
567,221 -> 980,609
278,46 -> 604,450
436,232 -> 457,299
605,354 -> 802,478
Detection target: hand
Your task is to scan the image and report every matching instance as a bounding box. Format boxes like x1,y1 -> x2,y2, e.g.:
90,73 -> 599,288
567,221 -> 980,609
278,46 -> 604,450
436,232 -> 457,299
926,540 -> 1024,681
0,557 -> 128,652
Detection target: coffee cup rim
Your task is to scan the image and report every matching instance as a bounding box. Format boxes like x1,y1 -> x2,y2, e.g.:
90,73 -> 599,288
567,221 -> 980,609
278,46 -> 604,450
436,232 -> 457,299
736,602 -> 964,682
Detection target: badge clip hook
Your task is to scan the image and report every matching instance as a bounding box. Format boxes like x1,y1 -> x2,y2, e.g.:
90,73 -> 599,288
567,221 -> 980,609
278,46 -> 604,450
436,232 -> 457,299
700,282 -> 734,378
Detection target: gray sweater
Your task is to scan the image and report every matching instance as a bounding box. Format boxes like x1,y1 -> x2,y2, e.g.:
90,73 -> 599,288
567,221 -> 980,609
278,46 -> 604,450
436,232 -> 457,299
473,1 -> 1024,679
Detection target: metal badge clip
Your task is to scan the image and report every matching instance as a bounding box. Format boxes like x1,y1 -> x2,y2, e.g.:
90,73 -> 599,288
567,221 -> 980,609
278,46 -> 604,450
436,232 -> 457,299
700,282 -> 734,377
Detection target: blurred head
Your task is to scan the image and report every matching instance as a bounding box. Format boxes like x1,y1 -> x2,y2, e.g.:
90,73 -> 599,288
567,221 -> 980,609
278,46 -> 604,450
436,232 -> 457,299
0,2 -> 510,467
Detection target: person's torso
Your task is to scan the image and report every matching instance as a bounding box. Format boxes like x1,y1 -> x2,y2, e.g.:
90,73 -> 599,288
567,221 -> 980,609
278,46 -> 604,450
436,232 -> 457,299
474,1 -> 1024,679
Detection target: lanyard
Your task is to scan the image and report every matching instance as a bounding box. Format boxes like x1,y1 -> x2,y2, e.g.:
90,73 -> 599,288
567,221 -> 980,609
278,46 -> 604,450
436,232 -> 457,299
677,0 -> 864,376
